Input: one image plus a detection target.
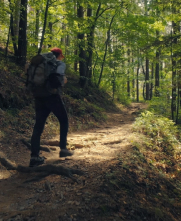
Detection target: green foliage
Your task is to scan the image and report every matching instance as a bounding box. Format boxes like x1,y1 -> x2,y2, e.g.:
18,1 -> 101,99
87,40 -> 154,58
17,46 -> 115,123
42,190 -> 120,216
133,111 -> 180,153
117,92 -> 131,106
145,73 -> 173,118
148,95 -> 171,118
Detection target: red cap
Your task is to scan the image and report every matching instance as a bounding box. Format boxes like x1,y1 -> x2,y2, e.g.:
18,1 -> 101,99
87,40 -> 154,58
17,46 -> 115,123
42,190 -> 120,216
51,47 -> 64,58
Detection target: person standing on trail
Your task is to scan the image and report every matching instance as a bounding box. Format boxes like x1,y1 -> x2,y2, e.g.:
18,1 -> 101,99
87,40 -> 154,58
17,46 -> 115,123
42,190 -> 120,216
29,47 -> 73,167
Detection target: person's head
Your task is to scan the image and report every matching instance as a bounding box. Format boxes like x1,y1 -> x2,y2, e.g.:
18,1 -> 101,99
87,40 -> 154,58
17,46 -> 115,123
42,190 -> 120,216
51,47 -> 64,60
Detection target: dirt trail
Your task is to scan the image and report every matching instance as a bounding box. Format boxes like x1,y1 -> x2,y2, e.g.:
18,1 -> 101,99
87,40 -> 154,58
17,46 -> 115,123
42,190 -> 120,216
0,103 -> 146,221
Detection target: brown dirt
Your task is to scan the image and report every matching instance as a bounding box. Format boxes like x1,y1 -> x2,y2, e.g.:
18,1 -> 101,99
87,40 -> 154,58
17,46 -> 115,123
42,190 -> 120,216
0,102 -> 169,221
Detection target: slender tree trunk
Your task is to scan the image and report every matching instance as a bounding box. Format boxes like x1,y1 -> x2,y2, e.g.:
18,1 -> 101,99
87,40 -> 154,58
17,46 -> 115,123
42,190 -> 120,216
112,70 -> 116,101
132,56 -> 135,99
65,34 -> 70,68
17,0 -> 27,65
8,0 -> 18,56
77,4 -> 87,88
74,3 -> 78,72
61,22 -> 65,45
38,0 -> 50,54
144,0 -> 150,100
177,63 -> 181,123
127,49 -> 130,97
145,58 -> 150,100
5,26 -> 11,58
171,13 -> 180,122
87,6 -> 93,82
150,62 -> 154,99
13,0 -> 20,41
86,4 -> 101,85
92,50 -> 99,82
66,35 -> 70,54
171,20 -> 178,120
35,9 -> 39,48
48,22 -> 53,48
155,33 -> 160,87
98,14 -> 116,87
136,60 -> 140,102
155,0 -> 160,94
155,31 -> 160,96
74,49 -> 78,72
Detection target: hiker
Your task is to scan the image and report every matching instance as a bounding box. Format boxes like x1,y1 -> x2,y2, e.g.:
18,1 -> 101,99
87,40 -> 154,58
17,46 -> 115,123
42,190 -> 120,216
29,47 -> 73,167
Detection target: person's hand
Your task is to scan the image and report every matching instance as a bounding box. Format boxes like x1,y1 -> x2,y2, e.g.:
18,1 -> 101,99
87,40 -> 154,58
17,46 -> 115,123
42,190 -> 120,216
64,76 -> 67,84
25,62 -> 29,73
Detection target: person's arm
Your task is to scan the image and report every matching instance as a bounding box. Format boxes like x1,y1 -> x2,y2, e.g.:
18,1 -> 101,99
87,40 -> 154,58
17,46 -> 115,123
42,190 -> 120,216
64,76 -> 67,84
56,62 -> 66,75
56,62 -> 67,86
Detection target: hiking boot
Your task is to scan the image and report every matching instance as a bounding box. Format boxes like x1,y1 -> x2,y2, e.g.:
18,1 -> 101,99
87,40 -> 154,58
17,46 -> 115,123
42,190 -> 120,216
29,156 -> 44,167
59,149 -> 73,157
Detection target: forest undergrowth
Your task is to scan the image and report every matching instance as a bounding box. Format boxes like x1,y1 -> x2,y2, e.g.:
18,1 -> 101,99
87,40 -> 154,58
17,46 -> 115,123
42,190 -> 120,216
0,53 -> 181,220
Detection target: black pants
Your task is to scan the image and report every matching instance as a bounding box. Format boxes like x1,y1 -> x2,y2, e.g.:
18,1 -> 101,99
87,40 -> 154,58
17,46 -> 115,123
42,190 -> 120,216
31,94 -> 68,157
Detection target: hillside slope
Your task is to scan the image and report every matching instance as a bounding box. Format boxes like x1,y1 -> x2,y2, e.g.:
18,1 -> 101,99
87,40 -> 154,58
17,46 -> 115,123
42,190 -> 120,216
0,53 -> 119,137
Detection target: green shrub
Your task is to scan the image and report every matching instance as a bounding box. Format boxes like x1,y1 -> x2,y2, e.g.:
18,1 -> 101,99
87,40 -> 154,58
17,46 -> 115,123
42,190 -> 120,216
148,96 -> 171,118
132,111 -> 179,153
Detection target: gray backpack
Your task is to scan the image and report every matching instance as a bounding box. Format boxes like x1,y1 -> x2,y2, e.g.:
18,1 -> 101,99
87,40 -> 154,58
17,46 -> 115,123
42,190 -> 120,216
26,52 -> 59,97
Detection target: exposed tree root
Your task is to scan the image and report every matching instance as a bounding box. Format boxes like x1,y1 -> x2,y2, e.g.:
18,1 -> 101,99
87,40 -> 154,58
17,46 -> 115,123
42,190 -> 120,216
0,151 -> 17,170
41,139 -> 60,146
21,139 -> 51,152
17,164 -> 83,182
0,151 -> 84,182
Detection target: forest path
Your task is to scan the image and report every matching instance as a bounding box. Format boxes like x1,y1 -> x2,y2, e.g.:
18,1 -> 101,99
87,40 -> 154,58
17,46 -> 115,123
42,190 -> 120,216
0,102 -> 147,221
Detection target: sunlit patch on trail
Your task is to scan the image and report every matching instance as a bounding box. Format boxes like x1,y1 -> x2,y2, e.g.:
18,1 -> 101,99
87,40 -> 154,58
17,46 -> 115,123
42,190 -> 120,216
0,170 -> 12,179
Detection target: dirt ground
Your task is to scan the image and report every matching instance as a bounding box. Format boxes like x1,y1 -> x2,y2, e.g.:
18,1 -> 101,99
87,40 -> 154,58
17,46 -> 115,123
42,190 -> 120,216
0,103 -> 148,221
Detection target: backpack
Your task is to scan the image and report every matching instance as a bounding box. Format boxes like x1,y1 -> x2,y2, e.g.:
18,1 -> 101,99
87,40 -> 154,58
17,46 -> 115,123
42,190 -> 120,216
26,52 -> 60,97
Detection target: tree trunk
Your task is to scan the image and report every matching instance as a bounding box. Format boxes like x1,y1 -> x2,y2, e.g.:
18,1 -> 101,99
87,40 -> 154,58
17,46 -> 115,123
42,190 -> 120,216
35,9 -> 40,48
171,19 -> 178,121
13,0 -> 20,41
136,60 -> 140,102
66,35 -> 70,54
145,58 -> 150,100
8,0 -> 18,56
74,3 -> 78,72
127,49 -> 130,97
150,62 -> 154,99
77,4 -> 87,88
155,31 -> 160,96
48,22 -> 53,48
86,4 -> 101,85
86,6 -> 93,83
74,49 -> 78,72
132,56 -> 135,99
61,22 -> 65,45
98,14 -> 116,87
17,0 -> 27,65
5,26 -> 11,58
38,0 -> 50,54
144,0 -> 150,100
